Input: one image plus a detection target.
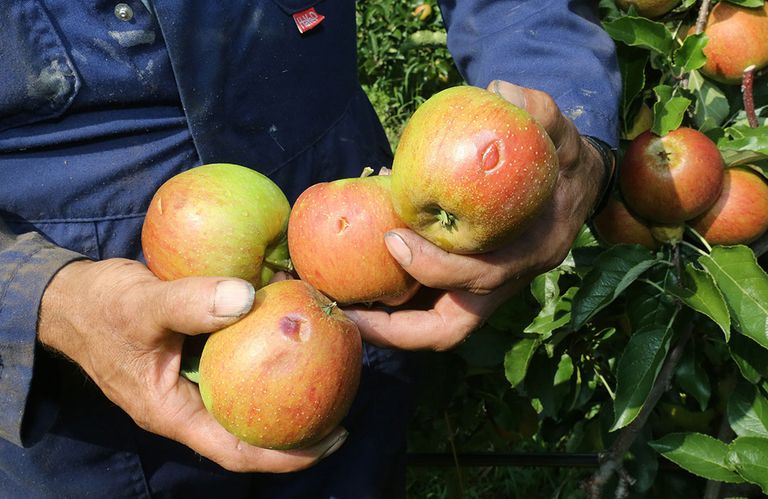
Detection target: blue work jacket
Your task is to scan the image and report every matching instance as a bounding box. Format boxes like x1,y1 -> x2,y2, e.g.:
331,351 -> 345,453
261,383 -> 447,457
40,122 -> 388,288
0,1 -> 620,497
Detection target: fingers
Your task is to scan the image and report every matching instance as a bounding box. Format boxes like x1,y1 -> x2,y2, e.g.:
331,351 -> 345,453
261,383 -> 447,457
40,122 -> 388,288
384,229 -> 512,294
148,377 -> 348,473
147,277 -> 256,335
346,280 -> 526,351
487,80 -> 583,169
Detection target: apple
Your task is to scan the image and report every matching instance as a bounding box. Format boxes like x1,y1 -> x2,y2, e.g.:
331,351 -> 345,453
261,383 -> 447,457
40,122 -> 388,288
619,128 -> 724,224
697,2 -> 768,84
623,102 -> 652,141
288,169 -> 420,306
616,0 -> 680,18
690,167 -> 768,245
591,197 -> 659,250
142,163 -> 292,288
390,86 -> 558,254
198,279 -> 362,450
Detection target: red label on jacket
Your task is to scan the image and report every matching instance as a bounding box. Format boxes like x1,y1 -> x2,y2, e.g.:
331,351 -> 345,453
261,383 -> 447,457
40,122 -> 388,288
293,7 -> 325,33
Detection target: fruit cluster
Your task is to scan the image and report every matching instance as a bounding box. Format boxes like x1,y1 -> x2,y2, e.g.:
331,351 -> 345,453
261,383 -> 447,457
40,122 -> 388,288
140,85 -> 559,449
593,0 -> 768,251
593,127 -> 768,250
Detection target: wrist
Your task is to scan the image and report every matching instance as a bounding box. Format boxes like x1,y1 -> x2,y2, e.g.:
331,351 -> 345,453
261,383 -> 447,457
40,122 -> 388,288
582,136 -> 617,219
38,259 -> 91,356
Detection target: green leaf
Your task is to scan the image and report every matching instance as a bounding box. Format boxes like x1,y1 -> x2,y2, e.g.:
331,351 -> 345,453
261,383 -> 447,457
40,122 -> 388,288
525,287 -> 577,337
602,16 -> 674,55
504,336 -> 541,388
672,263 -> 731,341
718,126 -> 768,159
618,45 -> 648,118
674,345 -> 711,411
699,246 -> 768,350
611,293 -> 677,430
652,85 -> 692,136
727,436 -> 768,493
571,245 -> 658,330
673,33 -> 708,74
650,432 -> 744,483
728,379 -> 768,438
730,334 -> 768,384
689,69 -> 730,132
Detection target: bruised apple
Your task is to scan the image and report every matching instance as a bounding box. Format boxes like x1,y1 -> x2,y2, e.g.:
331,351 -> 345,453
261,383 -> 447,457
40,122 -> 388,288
288,169 -> 420,306
619,128 -> 724,224
690,168 -> 768,245
697,2 -> 768,84
198,279 -> 362,449
592,197 -> 659,250
390,86 -> 558,254
142,163 -> 292,288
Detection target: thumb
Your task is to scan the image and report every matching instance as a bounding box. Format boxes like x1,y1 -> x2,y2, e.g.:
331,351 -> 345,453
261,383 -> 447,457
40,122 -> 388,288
147,277 -> 256,334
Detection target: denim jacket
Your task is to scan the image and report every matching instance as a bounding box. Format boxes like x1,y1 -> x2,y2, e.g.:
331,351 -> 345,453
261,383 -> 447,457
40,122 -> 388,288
0,1 -> 619,496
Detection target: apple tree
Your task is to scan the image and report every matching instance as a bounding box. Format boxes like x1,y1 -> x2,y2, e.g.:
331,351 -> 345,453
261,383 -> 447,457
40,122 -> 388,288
395,1 -> 768,497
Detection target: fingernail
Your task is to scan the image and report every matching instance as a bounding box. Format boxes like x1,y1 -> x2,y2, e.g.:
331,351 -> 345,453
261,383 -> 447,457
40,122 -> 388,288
213,280 -> 255,317
385,232 -> 412,266
491,80 -> 526,108
319,429 -> 349,459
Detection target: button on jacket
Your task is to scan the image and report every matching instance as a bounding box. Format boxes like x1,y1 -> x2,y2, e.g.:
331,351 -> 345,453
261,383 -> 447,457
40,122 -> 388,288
0,1 -> 620,497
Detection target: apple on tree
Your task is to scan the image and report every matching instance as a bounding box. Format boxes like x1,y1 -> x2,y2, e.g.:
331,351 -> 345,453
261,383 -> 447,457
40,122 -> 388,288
288,168 -> 420,306
591,196 -> 659,250
690,167 -> 768,246
390,85 -> 559,255
615,0 -> 680,19
696,1 -> 768,84
198,279 -> 362,450
618,127 -> 724,226
141,163 -> 292,288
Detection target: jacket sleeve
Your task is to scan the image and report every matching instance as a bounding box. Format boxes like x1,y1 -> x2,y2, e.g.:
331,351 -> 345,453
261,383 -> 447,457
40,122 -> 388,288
0,218 -> 84,446
439,0 -> 621,148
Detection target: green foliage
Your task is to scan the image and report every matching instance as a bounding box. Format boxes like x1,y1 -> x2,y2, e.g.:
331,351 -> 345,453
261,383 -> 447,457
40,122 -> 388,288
356,0 -> 768,496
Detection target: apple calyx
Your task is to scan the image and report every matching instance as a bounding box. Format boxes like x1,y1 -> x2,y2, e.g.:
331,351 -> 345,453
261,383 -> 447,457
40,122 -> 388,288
321,301 -> 338,316
436,209 -> 458,231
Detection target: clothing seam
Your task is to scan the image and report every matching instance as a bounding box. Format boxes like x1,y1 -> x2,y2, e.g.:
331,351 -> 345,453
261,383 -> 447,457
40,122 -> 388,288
4,212 -> 147,224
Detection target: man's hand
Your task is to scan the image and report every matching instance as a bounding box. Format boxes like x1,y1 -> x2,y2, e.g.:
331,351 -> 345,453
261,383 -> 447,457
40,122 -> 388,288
346,81 -> 608,351
38,258 -> 347,472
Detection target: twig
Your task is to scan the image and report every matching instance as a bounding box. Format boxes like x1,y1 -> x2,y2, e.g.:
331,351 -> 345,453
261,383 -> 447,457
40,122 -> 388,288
584,321 -> 694,498
694,0 -> 712,35
742,65 -> 759,128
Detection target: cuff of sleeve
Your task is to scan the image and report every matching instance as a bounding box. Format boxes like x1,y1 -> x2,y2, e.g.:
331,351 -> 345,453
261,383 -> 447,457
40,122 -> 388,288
0,233 -> 85,446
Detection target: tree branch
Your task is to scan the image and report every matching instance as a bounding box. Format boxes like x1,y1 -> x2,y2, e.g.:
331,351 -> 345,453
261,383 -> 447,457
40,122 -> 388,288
694,0 -> 712,35
742,65 -> 759,128
584,321 -> 694,499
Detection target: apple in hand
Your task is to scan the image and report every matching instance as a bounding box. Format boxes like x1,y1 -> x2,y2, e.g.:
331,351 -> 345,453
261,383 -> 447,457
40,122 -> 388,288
288,169 -> 420,306
619,128 -> 724,225
390,86 -> 558,254
142,163 -> 292,288
198,279 -> 362,450
697,1 -> 768,84
592,197 -> 659,250
690,167 -> 768,246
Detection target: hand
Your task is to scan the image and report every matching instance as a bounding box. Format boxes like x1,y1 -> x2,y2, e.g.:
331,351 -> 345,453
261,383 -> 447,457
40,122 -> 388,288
346,80 -> 608,351
38,258 -> 347,472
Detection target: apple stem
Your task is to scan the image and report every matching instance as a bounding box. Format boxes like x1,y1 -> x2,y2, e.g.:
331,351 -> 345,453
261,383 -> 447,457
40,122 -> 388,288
321,302 -> 337,316
436,209 -> 458,230
694,0 -> 711,35
742,65 -> 759,129
360,167 -> 375,178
